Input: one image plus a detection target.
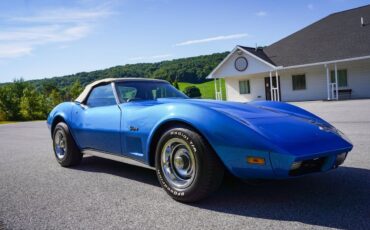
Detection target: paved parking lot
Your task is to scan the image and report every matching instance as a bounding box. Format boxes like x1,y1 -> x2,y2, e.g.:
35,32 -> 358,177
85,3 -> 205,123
0,99 -> 369,229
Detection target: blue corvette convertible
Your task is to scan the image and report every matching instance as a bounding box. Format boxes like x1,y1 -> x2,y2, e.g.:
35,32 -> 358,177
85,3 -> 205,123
47,78 -> 353,202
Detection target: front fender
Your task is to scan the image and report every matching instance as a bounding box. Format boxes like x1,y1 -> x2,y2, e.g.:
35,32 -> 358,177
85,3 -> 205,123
47,102 -> 76,134
143,103 -> 284,178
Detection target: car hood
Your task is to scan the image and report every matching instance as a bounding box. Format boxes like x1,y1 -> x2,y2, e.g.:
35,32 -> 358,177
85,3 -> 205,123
248,116 -> 352,156
159,98 -> 288,119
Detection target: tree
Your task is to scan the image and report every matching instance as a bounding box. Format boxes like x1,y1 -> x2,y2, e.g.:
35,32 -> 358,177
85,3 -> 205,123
44,89 -> 63,113
68,80 -> 83,101
0,52 -> 230,121
0,78 -> 28,120
41,81 -> 58,95
24,52 -> 228,91
48,89 -> 62,107
20,85 -> 48,120
183,86 -> 201,98
0,110 -> 5,121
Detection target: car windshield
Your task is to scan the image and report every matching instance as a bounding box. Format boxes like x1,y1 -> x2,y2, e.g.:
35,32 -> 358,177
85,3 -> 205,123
115,81 -> 188,102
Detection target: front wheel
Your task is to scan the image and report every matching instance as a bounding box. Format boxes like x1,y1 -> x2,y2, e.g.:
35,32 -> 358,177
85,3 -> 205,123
155,127 -> 224,202
53,122 -> 82,167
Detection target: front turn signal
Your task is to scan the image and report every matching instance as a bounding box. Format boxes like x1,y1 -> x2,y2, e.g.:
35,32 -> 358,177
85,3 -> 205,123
246,156 -> 265,165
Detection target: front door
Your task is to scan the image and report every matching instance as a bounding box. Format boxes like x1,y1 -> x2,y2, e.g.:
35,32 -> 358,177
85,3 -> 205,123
264,76 -> 281,101
72,84 -> 122,154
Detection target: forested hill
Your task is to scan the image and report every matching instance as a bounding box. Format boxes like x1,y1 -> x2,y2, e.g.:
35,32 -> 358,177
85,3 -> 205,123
26,52 -> 228,89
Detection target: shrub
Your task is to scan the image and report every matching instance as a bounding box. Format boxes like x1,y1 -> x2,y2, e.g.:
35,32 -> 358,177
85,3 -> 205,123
173,81 -> 179,89
183,86 -> 201,98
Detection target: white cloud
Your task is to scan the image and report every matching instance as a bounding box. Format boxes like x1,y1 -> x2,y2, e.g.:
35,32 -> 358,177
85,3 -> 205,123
0,25 -> 91,43
307,4 -> 314,10
10,8 -> 113,23
0,5 -> 113,59
0,44 -> 33,59
128,54 -> 173,61
256,11 -> 267,17
175,33 -> 249,46
60,25 -> 91,41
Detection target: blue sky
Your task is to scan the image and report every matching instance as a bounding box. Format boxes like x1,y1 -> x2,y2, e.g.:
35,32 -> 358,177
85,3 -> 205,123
0,0 -> 369,83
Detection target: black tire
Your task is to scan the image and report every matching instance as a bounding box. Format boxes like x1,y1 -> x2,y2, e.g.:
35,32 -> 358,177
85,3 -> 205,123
52,122 -> 82,167
155,127 -> 224,202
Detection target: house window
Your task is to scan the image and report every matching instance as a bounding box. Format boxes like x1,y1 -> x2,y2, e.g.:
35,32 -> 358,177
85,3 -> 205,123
331,69 -> 348,87
292,74 -> 306,90
239,80 -> 250,94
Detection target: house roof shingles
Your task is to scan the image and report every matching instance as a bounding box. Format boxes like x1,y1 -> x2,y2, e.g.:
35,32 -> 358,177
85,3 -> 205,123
238,46 -> 276,65
243,5 -> 370,67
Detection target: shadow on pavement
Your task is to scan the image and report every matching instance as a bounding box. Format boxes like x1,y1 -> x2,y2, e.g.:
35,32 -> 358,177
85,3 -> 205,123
74,156 -> 160,187
197,166 -> 370,230
74,157 -> 370,229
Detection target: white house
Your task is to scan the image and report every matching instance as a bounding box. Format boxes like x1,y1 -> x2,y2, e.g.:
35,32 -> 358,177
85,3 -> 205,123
208,5 -> 370,102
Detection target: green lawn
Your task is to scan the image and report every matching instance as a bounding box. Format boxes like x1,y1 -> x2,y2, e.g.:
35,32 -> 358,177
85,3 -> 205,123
0,120 -> 45,124
0,121 -> 17,124
178,80 -> 226,100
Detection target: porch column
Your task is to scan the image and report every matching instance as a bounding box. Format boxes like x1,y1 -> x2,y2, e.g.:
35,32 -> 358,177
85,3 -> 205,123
325,64 -> 330,100
334,63 -> 339,100
269,71 -> 273,101
214,78 -> 218,100
275,70 -> 280,101
219,78 -> 222,100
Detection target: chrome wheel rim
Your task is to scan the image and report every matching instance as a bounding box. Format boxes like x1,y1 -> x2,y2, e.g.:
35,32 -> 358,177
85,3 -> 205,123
161,138 -> 196,189
54,130 -> 66,159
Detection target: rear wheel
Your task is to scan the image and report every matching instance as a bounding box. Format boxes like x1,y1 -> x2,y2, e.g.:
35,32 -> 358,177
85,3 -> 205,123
155,127 -> 224,202
53,122 -> 82,167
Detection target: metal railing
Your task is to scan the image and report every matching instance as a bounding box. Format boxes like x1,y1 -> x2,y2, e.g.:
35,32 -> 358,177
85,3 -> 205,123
330,83 -> 338,100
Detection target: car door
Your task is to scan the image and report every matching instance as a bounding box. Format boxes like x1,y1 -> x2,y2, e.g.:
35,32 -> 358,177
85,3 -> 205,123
72,83 -> 122,154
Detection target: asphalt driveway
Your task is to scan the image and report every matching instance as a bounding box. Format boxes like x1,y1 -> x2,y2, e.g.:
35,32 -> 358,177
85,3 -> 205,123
0,99 -> 369,229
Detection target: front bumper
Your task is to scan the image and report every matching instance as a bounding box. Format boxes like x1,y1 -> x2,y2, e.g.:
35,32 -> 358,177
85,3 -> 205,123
218,147 -> 351,180
269,148 -> 350,178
